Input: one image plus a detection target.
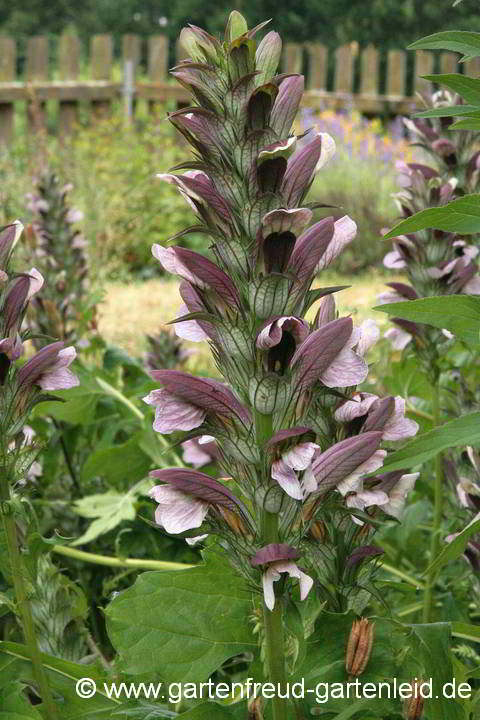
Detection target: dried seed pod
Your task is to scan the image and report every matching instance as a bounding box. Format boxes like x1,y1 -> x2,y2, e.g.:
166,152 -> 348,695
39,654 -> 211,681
310,520 -> 326,542
404,679 -> 425,720
248,696 -> 263,720
345,618 -> 374,677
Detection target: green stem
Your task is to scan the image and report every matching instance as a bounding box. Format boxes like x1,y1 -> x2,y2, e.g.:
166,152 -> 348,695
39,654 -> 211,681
0,474 -> 59,718
52,544 -> 193,570
422,382 -> 444,622
255,411 -> 288,720
380,562 -> 424,590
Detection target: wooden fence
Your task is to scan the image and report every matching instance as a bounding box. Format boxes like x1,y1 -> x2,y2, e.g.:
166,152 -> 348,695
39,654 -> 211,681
0,31 -> 477,144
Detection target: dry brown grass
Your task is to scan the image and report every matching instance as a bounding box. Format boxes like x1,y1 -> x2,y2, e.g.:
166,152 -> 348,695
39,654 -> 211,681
98,270 -> 401,372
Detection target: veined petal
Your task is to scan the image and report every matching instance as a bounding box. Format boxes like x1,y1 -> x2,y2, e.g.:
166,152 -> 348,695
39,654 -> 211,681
271,458 -> 303,500
283,441 -> 319,471
336,449 -> 387,495
378,472 -> 419,519
320,343 -> 367,388
314,132 -> 336,171
381,397 -> 419,441
289,217 -> 335,286
311,432 -> 384,493
256,316 -> 309,349
144,388 -> 206,433
316,216 -> 357,271
174,304 -> 209,342
355,319 -> 380,357
156,495 -> 208,533
291,317 -> 353,391
334,393 -> 378,422
270,75 -> 304,138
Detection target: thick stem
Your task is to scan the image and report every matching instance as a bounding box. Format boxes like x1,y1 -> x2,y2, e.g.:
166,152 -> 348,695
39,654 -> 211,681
52,544 -> 193,571
0,473 -> 59,718
422,382 -> 444,623
255,411 -> 288,720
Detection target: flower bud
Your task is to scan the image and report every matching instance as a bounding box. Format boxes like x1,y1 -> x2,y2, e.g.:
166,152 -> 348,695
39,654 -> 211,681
249,375 -> 290,414
404,680 -> 425,720
216,326 -> 253,361
345,618 -> 374,677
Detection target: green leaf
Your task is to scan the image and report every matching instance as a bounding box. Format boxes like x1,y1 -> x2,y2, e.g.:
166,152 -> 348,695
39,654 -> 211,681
374,295 -> 480,347
452,621 -> 480,644
0,641 -> 120,719
81,435 -> 151,485
71,479 -> 151,546
34,391 -> 97,424
378,413 -> 480,472
105,551 -> 256,682
426,513 -> 480,575
450,118 -> 480,131
0,646 -> 43,719
409,623 -> 465,720
408,31 -> 480,61
415,105 -> 480,119
422,74 -> 480,105
383,194 -> 480,238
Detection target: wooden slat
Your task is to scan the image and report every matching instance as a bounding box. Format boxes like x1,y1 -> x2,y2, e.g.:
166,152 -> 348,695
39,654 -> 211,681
122,34 -> 140,118
414,49 -> 434,98
440,52 -> 458,75
334,44 -> 354,94
0,36 -> 15,144
465,56 -> 480,78
283,43 -> 303,74
306,43 -> 328,90
360,45 -> 379,95
91,34 -> 113,117
26,36 -> 48,133
58,32 -> 80,137
148,35 -> 168,114
122,34 -> 140,70
386,50 -> 406,98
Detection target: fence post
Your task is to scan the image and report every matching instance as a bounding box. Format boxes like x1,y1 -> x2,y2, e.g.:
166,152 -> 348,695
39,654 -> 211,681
91,34 -> 113,118
26,36 -> 48,133
122,34 -> 140,117
359,44 -> 380,112
440,52 -> 458,75
0,36 -> 15,144
306,43 -> 328,91
58,31 -> 80,137
386,50 -> 406,100
334,44 -> 355,97
283,43 -> 303,74
414,50 -> 434,99
148,35 -> 168,114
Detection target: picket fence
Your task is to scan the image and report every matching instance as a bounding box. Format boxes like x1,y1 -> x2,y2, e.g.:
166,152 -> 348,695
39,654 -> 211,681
0,31 -> 477,143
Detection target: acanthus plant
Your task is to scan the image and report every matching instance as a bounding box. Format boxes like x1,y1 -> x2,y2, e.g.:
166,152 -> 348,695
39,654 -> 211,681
26,172 -> 96,346
129,13 -> 423,717
0,221 -> 79,720
379,93 -> 480,623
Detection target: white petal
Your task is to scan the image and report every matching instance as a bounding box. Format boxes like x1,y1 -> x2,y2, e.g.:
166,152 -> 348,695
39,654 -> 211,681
334,393 -> 378,422
382,472 -> 418,519
355,320 -> 380,357
383,250 -> 406,269
262,566 -> 281,610
315,132 -> 336,171
26,268 -> 44,300
337,449 -> 387,495
185,534 -> 208,545
283,442 -> 320,471
316,215 -> 357,271
382,397 -> 419,441
272,561 -> 314,601
271,459 -> 303,500
174,304 -> 208,342
302,465 -> 318,495
385,327 -> 412,351
320,347 -> 368,388
144,388 -> 205,434
156,495 -> 208,533
463,276 -> 480,295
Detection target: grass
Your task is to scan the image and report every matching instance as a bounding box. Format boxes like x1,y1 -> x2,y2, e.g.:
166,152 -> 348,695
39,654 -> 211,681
98,269 -> 401,374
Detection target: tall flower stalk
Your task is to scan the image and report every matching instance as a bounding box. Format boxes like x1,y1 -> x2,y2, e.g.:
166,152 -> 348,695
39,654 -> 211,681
145,14 -> 419,716
0,221 -> 79,715
381,93 -> 480,621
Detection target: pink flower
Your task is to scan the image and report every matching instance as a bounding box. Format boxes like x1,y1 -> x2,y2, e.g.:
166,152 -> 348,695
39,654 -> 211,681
17,342 -> 78,391
271,440 -> 320,500
144,388 -> 206,433
150,484 -> 208,533
250,543 -> 313,610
